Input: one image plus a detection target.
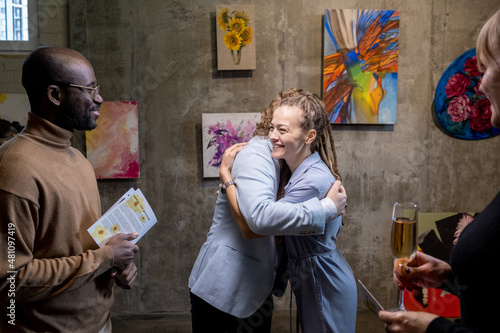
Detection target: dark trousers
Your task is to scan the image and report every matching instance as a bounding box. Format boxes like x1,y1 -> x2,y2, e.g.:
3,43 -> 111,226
190,291 -> 274,333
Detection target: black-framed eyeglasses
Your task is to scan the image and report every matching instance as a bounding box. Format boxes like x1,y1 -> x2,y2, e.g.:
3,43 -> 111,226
57,83 -> 100,99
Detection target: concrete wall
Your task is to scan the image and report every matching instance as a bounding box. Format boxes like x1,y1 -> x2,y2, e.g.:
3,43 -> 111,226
1,0 -> 499,315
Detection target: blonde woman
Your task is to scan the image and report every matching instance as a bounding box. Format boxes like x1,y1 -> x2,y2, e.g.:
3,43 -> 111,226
380,9 -> 500,333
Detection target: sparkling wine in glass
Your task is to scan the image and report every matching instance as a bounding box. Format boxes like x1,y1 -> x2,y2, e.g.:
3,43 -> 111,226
390,202 -> 418,311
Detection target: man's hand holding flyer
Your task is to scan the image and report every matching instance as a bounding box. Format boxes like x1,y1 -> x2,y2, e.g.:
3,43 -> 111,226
88,188 -> 157,247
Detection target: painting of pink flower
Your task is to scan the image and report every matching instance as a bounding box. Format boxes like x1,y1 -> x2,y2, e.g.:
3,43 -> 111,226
434,49 -> 500,139
447,95 -> 472,123
445,73 -> 470,98
202,113 -> 260,178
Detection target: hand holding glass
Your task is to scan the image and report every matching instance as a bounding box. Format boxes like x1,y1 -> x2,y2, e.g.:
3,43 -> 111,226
390,202 -> 418,311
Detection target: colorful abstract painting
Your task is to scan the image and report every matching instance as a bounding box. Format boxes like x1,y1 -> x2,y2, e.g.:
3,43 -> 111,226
216,4 -> 256,71
202,113 -> 260,178
433,48 -> 499,140
323,9 -> 399,124
0,93 -> 29,145
86,101 -> 139,179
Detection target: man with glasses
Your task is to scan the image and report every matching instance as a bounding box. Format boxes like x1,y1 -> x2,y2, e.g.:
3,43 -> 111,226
0,46 -> 139,333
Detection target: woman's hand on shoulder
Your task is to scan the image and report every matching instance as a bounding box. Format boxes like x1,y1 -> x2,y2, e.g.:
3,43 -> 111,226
326,180 -> 347,215
219,142 -> 248,182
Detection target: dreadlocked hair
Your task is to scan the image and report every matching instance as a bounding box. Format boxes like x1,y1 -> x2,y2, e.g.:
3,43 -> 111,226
276,91 -> 341,183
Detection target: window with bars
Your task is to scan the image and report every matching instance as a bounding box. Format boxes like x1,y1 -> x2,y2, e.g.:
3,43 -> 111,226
0,0 -> 38,52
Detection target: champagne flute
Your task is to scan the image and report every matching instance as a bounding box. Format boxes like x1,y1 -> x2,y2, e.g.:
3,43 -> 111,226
390,202 -> 418,311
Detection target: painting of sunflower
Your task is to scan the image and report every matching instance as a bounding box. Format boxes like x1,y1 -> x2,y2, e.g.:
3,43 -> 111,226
216,4 -> 256,70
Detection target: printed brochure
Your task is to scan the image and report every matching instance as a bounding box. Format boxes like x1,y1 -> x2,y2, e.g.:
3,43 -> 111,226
88,188 -> 157,247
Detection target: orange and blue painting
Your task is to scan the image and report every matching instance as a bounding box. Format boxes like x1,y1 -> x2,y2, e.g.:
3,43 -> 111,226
323,9 -> 399,124
86,101 -> 139,179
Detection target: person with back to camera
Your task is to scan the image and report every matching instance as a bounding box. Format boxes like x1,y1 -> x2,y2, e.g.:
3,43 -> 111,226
0,46 -> 139,333
379,8 -> 500,333
189,88 -> 347,333
221,90 -> 357,332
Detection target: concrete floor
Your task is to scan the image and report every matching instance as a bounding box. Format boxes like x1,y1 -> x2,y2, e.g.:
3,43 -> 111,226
111,308 -> 386,332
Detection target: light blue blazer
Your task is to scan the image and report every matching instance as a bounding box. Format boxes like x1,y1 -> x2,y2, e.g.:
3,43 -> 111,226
189,137 -> 327,318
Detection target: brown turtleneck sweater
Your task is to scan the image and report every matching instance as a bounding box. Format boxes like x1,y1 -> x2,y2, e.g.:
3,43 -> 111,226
0,112 -> 114,333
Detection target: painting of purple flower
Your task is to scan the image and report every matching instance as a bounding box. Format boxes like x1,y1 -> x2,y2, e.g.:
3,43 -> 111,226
202,113 -> 260,177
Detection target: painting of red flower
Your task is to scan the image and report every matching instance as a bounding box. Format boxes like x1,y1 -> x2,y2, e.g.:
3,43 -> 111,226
433,49 -> 500,139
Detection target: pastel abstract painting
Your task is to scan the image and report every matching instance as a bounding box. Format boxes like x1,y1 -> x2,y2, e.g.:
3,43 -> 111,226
202,113 -> 260,178
86,101 -> 139,179
323,9 -> 399,124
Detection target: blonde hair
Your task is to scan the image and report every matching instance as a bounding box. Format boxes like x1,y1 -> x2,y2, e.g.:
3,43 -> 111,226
476,9 -> 500,72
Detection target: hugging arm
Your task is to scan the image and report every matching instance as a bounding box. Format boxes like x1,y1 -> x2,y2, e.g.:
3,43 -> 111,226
221,140 -> 328,237
219,143 -> 262,239
224,181 -> 263,239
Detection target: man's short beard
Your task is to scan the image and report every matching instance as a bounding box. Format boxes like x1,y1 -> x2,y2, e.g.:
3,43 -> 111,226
64,100 -> 97,131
